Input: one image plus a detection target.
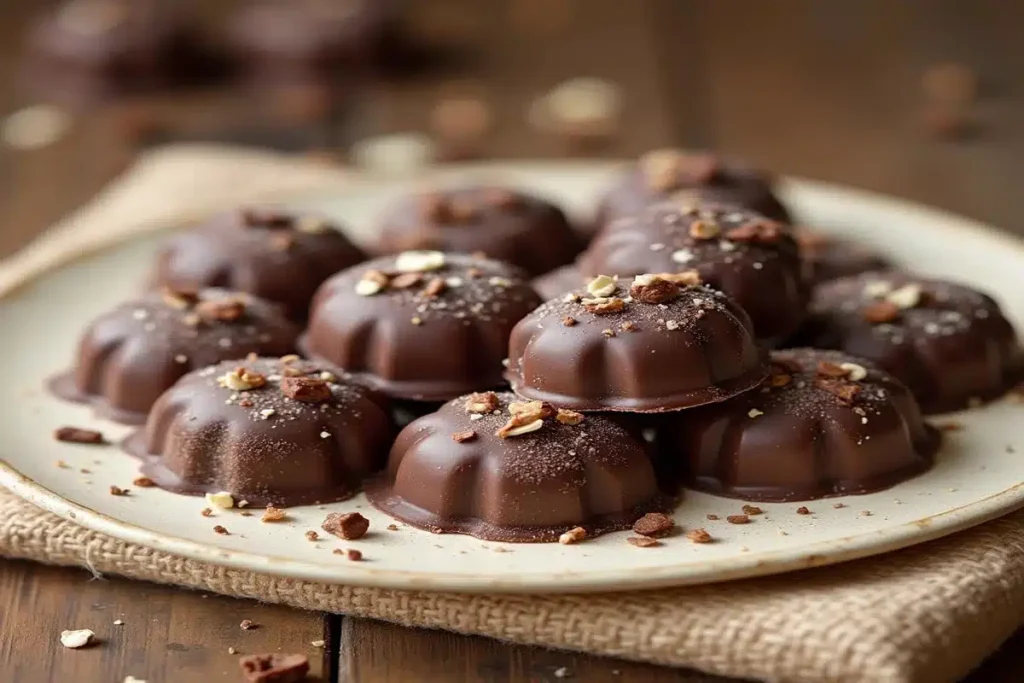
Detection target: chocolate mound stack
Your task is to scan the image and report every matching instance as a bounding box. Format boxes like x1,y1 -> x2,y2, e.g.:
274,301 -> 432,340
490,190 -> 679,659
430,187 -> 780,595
50,288 -> 299,424
150,207 -> 366,322
374,187 -> 582,277
125,356 -> 394,506
657,349 -> 940,502
367,392 -> 667,541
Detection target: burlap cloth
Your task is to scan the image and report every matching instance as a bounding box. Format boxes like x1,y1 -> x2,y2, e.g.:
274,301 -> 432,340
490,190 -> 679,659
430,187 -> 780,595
3,145 -> 1024,683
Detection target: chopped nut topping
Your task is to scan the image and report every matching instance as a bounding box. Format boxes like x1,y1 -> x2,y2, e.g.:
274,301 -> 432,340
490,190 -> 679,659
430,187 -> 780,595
261,507 -> 287,523
218,367 -> 267,392
452,430 -> 477,443
390,272 -> 423,289
886,283 -> 922,309
496,417 -> 544,438
346,549 -> 364,561
627,536 -> 660,548
586,274 -> 618,298
304,530 -> 318,541
508,400 -> 556,419
633,512 -> 675,537
816,361 -> 849,379
706,514 -> 720,521
421,277 -> 447,298
322,512 -> 369,540
562,316 -> 577,327
59,629 -> 94,649
816,378 -> 862,404
558,526 -> 587,544
770,373 -> 792,388
161,286 -> 200,310
620,321 -> 637,332
555,409 -> 585,426
862,300 -> 901,323
686,528 -> 713,544
581,296 -> 625,314
395,250 -> 446,272
201,508 -> 214,517
796,506 -> 811,515
630,274 -> 679,304
747,409 -> 764,418
132,476 -> 155,487
465,392 -> 499,414
355,278 -> 384,296
726,514 -> 750,524
741,505 -> 763,515
206,491 -> 235,509
725,220 -> 783,243
54,426 -> 104,444
238,653 -> 310,683
213,525 -> 229,535
688,219 -> 721,240
195,297 -> 246,323
280,377 -> 332,403
839,362 -> 868,381
240,619 -> 256,630
601,328 -> 616,338
109,485 -> 128,496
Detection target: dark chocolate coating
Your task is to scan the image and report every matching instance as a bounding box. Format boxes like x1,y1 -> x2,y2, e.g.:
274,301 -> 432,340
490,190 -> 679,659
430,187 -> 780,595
593,149 -> 791,238
301,252 -> 543,402
366,392 -> 670,542
505,279 -> 768,412
373,187 -> 583,277
26,0 -> 197,88
49,289 -> 299,425
227,0 -> 400,75
531,264 -> 585,300
805,272 -> 1022,414
578,203 -> 809,345
124,357 -> 394,506
795,228 -> 891,285
656,349 -> 939,502
149,208 -> 366,322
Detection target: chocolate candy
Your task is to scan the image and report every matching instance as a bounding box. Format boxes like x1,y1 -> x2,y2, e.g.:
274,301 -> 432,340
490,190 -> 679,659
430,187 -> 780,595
657,349 -> 939,502
149,208 -> 366,322
123,357 -> 394,506
805,272 -> 1022,413
49,288 -> 299,424
366,392 -> 669,542
593,148 -> 791,237
795,228 -> 891,285
578,202 -> 808,345
506,273 -> 768,412
301,252 -> 543,402
373,187 -> 582,277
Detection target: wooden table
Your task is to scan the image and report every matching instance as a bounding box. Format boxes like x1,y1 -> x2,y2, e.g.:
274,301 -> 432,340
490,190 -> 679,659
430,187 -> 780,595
2,1 -> 1024,681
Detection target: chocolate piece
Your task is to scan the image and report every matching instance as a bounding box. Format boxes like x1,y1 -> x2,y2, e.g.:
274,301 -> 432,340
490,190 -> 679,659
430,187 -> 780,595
795,228 -> 891,284
322,511 -> 369,540
238,653 -> 310,683
591,149 -> 791,239
805,272 -> 1022,413
578,202 -> 808,345
373,187 -> 582,277
657,349 -> 940,502
122,357 -> 394,506
54,426 -> 105,444
48,289 -> 299,425
367,392 -> 670,542
149,208 -> 366,321
301,252 -> 543,402
505,275 -> 767,412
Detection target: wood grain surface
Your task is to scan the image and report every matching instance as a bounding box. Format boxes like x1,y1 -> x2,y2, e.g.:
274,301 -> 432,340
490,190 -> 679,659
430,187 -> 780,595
1,0 -> 1023,681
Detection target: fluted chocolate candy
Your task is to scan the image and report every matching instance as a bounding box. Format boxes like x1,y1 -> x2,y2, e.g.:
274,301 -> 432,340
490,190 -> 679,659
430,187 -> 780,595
301,252 -> 543,402
124,357 -> 394,506
506,273 -> 768,412
593,148 -> 791,237
374,187 -> 582,277
149,208 -> 366,322
657,349 -> 939,502
367,391 -> 669,542
805,272 -> 1022,414
578,202 -> 808,345
49,288 -> 299,425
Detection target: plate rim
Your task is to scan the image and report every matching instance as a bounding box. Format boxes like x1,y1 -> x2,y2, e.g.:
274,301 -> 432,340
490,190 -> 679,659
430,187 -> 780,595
2,159 -> 1024,594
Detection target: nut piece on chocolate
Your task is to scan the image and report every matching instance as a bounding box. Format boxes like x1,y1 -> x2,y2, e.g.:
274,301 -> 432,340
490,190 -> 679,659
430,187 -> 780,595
238,653 -> 310,683
54,426 -> 105,445
465,391 -> 500,414
322,512 -> 369,540
632,512 -> 676,537
280,377 -> 332,403
630,274 -> 680,304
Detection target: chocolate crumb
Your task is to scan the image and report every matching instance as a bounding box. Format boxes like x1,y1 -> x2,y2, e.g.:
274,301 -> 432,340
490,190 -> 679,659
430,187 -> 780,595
280,376 -> 332,403
213,525 -> 229,535
726,515 -> 750,525
54,426 -> 104,445
238,653 -> 309,683
322,512 -> 369,540
686,528 -> 713,544
833,503 -> 847,509
558,526 -> 587,544
706,514 -> 720,521
632,512 -> 675,537
741,505 -> 763,516
452,430 -> 478,443
796,506 -> 811,515
346,549 -> 363,561
627,536 -> 660,548
387,524 -> 399,531
201,508 -> 214,517
109,485 -> 129,496
304,530 -> 319,542
816,378 -> 861,404
132,476 -> 155,487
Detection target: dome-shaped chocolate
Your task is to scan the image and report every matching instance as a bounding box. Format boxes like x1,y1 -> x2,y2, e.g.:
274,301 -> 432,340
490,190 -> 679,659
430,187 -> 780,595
657,349 -> 939,502
124,357 -> 394,506
795,228 -> 891,285
49,288 -> 299,424
506,273 -> 767,412
578,202 -> 808,345
301,252 -> 543,402
593,148 -> 791,237
373,187 -> 582,277
367,391 -> 668,542
805,272 -> 1022,413
149,208 -> 366,321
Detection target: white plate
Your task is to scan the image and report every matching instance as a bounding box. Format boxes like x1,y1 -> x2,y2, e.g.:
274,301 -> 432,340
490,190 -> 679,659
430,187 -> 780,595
2,161 -> 1024,595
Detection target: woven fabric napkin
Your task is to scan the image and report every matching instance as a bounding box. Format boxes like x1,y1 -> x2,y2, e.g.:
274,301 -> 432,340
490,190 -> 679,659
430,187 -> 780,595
3,145 -> 1024,683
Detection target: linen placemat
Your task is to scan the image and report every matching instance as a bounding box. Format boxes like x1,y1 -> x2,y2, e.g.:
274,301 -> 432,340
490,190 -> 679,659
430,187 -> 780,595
2,145 -> 1023,683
